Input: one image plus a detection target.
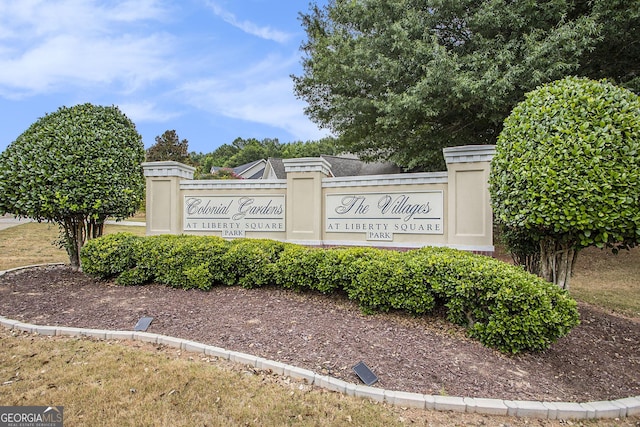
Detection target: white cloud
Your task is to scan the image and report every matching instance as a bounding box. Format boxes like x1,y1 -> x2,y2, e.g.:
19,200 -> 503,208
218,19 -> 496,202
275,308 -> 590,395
0,1 -> 329,147
177,51 -> 328,140
0,0 -> 175,98
205,1 -> 292,43
0,1 -> 152,41
104,0 -> 171,23
0,0 -> 169,37
118,101 -> 182,123
179,72 -> 327,141
0,34 -> 175,97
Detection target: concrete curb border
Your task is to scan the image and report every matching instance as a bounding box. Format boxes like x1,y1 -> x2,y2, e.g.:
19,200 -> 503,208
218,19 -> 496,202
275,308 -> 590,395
1,314 -> 638,420
0,263 -> 66,277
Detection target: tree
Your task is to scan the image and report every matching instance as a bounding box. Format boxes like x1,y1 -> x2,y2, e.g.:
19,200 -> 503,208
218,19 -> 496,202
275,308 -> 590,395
190,144 -> 241,178
261,138 -> 284,159
224,139 -> 270,167
578,0 -> 640,93
0,103 -> 145,269
146,130 -> 190,163
489,77 -> 640,289
190,137 -> 342,178
294,0 -> 639,171
202,168 -> 244,180
223,138 -> 286,167
281,137 -> 341,158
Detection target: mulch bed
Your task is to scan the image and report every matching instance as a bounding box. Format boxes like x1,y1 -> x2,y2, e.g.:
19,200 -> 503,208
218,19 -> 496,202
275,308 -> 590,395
1,265 -> 638,403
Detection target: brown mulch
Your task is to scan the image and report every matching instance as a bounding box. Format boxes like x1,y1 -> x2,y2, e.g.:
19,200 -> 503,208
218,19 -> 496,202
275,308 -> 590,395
1,265 -> 638,403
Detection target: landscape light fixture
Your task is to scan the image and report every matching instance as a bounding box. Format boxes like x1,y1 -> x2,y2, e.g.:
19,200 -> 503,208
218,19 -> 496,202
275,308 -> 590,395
134,316 -> 153,331
352,361 -> 378,386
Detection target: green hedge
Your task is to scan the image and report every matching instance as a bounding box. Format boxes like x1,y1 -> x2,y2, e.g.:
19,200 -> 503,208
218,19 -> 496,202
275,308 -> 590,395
80,234 -> 580,353
80,232 -> 142,279
221,239 -> 288,289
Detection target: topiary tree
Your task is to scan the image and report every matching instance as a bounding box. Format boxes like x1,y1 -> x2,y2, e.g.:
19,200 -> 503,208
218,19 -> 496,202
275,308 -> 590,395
0,103 -> 145,269
490,76 -> 640,289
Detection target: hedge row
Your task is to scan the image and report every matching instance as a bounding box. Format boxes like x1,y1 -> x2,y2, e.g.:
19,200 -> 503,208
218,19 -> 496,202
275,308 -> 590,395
80,234 -> 580,354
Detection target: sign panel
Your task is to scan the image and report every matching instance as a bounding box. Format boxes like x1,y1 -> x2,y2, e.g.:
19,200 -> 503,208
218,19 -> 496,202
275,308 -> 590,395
326,191 -> 444,235
184,195 -> 285,233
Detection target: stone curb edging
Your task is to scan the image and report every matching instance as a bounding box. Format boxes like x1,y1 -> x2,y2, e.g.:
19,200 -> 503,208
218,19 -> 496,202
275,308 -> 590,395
1,315 -> 638,420
0,263 -> 66,277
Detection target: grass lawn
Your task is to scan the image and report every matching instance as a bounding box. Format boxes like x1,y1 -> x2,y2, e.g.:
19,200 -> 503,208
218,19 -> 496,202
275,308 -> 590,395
0,222 -> 145,271
571,246 -> 640,318
1,328 -> 409,427
1,222 -> 638,427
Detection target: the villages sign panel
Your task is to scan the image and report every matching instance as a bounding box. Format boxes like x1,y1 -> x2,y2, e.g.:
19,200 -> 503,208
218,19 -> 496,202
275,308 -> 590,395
325,191 -> 444,241
184,195 -> 285,237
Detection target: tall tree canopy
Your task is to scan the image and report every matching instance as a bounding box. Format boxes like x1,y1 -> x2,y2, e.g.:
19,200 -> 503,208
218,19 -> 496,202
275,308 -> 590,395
146,130 -> 190,163
293,0 -> 639,170
0,104 -> 145,268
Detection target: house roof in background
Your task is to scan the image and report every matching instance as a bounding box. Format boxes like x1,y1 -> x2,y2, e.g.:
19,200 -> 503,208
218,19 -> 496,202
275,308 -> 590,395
212,155 -> 401,180
211,159 -> 266,179
319,155 -> 402,177
264,157 -> 286,179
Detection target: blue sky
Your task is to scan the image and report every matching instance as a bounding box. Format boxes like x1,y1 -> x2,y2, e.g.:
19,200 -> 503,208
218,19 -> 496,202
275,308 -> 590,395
0,0 -> 330,155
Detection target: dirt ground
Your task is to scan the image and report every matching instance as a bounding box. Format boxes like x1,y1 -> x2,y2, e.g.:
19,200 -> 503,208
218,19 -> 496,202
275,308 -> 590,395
1,264 -> 639,407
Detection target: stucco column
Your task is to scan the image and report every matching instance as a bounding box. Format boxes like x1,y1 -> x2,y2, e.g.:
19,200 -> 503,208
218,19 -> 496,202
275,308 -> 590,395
283,157 -> 333,244
443,145 -> 496,253
142,161 -> 195,236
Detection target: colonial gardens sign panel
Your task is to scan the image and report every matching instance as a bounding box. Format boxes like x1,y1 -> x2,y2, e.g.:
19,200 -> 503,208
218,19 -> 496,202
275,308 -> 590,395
184,195 -> 285,237
326,191 -> 444,241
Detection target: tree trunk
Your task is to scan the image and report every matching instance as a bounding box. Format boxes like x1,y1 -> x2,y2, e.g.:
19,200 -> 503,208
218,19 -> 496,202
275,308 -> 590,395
61,216 -> 106,271
539,237 -> 579,289
61,216 -> 87,271
87,216 -> 106,239
511,251 -> 540,276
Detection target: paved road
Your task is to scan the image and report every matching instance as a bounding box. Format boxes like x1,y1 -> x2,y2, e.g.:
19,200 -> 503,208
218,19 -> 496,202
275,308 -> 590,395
0,215 -> 33,231
0,215 -> 145,231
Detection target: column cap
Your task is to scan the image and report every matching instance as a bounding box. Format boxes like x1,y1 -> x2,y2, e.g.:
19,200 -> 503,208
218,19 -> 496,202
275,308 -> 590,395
443,145 -> 495,164
142,161 -> 195,179
283,157 -> 333,176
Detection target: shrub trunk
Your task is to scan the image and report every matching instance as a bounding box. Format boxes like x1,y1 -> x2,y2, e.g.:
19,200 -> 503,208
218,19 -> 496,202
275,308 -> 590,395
61,216 -> 105,270
539,238 -> 579,289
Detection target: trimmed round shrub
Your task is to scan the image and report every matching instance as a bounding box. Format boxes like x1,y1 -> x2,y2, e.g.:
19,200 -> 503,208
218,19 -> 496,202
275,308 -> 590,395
491,76 -> 640,247
311,248 -> 350,294
472,276 -> 579,353
150,235 -> 228,290
0,104 -> 145,269
272,245 -> 324,292
115,266 -> 154,287
490,76 -> 640,287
